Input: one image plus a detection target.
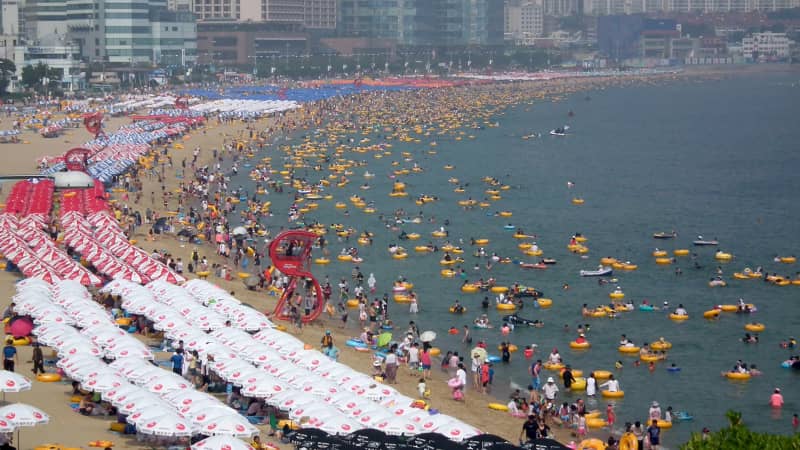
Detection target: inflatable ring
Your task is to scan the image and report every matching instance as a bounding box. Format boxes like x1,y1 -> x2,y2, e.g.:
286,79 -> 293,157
744,323 -> 765,332
449,306 -> 467,314
474,239 -> 490,245
314,258 -> 330,265
719,304 -> 738,312
275,324 -> 287,331
496,303 -> 516,311
441,269 -> 457,277
601,390 -> 624,398
586,418 -> 608,428
644,419 -> 673,429
725,372 -> 750,381
393,295 -> 411,303
703,310 -> 720,319
537,298 -> 553,308
640,354 -> 661,363
618,346 -> 640,354
488,403 -> 509,411
600,257 -> 617,265
571,377 -> 587,390
674,249 -> 690,256
543,362 -> 564,371
655,258 -> 672,265
88,441 -> 114,448
37,373 -> 62,382
196,271 -> 210,278
490,286 -> 508,293
609,291 -> 625,299
115,317 -> 132,326
109,422 -> 126,433
346,299 -> 360,308
237,272 -> 251,279
461,285 -> 479,293
497,344 -> 518,352
578,438 -> 607,450
650,341 -> 672,351
12,337 -> 31,346
570,341 -> 591,350
593,370 -> 612,379
428,347 -> 441,357
652,250 -> 668,257
669,313 -> 689,321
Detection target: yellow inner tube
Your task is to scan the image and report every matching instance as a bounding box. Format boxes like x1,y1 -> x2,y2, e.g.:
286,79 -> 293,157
586,417 -> 608,428
37,373 -> 62,382
537,298 -> 553,308
496,303 -> 516,311
593,370 -> 612,379
669,313 -> 689,321
618,346 -> 640,354
578,438 -> 607,450
569,341 -> 591,349
449,306 -> 467,314
346,299 -> 360,308
703,310 -> 720,319
571,377 -> 587,390
314,258 -> 331,265
650,341 -> 672,351
601,390 -> 625,398
543,362 -> 564,371
487,402 -> 509,411
674,249 -> 690,256
744,323 -> 765,332
490,286 -> 508,293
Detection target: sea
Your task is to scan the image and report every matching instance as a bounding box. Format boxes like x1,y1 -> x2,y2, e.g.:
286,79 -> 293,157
230,69 -> 800,445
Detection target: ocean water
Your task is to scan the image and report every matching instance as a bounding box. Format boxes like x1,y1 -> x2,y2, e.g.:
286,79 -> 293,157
234,71 -> 800,445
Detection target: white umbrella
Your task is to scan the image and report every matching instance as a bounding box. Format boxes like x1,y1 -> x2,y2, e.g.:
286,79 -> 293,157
234,314 -> 272,332
134,413 -> 194,437
419,330 -> 437,342
117,393 -> 168,415
184,405 -> 238,425
103,384 -> 147,403
104,343 -> 154,360
434,420 -> 481,441
289,405 -> 335,424
146,373 -> 191,395
198,413 -> 259,437
176,398 -> 229,417
375,417 -> 420,435
418,414 -> 457,433
191,435 -> 255,450
163,389 -> 218,409
355,409 -> 394,427
315,414 -> 361,435
0,371 -> 32,394
0,403 -> 50,449
55,339 -> 103,358
81,372 -> 128,393
240,376 -> 287,399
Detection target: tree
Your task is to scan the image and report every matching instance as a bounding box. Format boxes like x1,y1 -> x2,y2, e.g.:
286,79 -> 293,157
21,62 -> 61,93
0,58 -> 15,96
681,410 -> 799,450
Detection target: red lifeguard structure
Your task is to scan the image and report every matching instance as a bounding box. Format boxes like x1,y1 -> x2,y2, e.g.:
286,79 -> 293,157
267,230 -> 324,323
83,112 -> 106,139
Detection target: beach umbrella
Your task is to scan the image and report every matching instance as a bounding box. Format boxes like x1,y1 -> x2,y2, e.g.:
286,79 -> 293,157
145,373 -> 191,395
374,417 -> 420,436
198,413 -> 259,437
432,420 -> 480,441
0,403 -> 49,449
289,428 -> 333,447
377,332 -> 393,347
81,372 -> 127,393
184,405 -> 238,425
471,347 -> 488,363
163,389 -> 218,409
134,413 -> 194,437
462,434 -> 511,449
314,414 -> 361,435
419,331 -> 436,342
530,438 -> 572,450
406,432 -> 462,450
191,435 -> 255,450
117,393 -> 167,416
0,371 -> 31,402
8,317 -> 33,338
232,226 -> 247,236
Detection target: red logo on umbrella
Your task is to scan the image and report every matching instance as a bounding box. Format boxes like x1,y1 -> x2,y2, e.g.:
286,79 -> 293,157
146,421 -> 156,428
450,430 -> 461,436
5,380 -> 14,387
4,413 -> 14,420
207,423 -> 217,430
342,424 -> 351,431
176,423 -> 186,431
183,399 -> 192,405
33,412 -> 42,419
235,424 -> 245,432
153,384 -> 163,391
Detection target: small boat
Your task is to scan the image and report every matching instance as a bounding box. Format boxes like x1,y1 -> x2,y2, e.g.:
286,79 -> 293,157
549,126 -> 569,136
580,267 -> 613,277
675,412 -> 694,421
653,231 -> 677,239
502,314 -> 539,327
693,236 -> 718,246
542,258 -> 557,265
520,262 -> 547,270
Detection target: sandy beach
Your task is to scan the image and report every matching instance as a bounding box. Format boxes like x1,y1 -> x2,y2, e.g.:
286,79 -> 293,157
0,66 -> 787,449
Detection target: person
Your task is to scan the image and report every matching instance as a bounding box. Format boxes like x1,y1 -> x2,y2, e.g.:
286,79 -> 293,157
418,378 -> 427,398
321,330 -> 333,350
647,419 -> 661,450
0,431 -> 14,450
620,423 -> 638,450
420,347 -> 432,380
530,360 -> 542,389
542,377 -> 559,401
170,349 -> 184,375
384,344 -> 398,384
462,325 -> 472,344
501,342 -> 511,363
574,333 -> 586,344
250,435 -> 264,449
793,414 -> 798,431
649,401 -> 662,420
576,411 -> 587,439
519,415 -> 538,444
562,366 -> 575,389
2,339 -> 17,372
548,348 -> 561,364
664,406 -> 673,423
451,300 -> 464,314
674,304 -> 688,315
600,374 -> 620,392
770,388 -> 784,408
31,342 -> 44,375
536,419 -> 551,439
632,421 -> 645,450
586,372 -> 597,397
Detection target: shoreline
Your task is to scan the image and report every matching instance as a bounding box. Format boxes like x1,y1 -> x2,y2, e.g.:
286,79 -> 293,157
0,66 -> 787,448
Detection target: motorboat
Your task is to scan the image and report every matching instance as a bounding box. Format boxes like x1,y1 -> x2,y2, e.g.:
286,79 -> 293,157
580,267 -> 613,277
520,262 -> 547,270
542,258 -> 557,265
502,314 -> 539,327
693,236 -> 718,246
653,231 -> 677,239
549,126 -> 569,136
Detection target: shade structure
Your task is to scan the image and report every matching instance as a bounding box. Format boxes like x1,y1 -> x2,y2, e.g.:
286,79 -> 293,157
0,371 -> 32,393
80,372 -> 127,393
197,413 -> 259,437
0,403 -> 49,426
314,414 -> 362,435
134,413 -> 194,437
190,435 -> 255,450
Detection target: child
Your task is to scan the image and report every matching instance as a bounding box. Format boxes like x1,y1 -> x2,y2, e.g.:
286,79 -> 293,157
576,411 -> 587,439
664,406 -> 673,423
792,413 -> 798,431
607,403 -> 616,428
417,378 -> 427,399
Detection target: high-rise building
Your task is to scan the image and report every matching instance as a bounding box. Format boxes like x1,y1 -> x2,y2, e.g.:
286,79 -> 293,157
505,0 -> 544,44
23,0 -> 197,64
338,0 -> 503,47
193,0 -> 335,29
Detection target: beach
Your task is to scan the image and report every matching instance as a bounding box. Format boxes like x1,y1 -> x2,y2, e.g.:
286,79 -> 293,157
0,65 -> 797,449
